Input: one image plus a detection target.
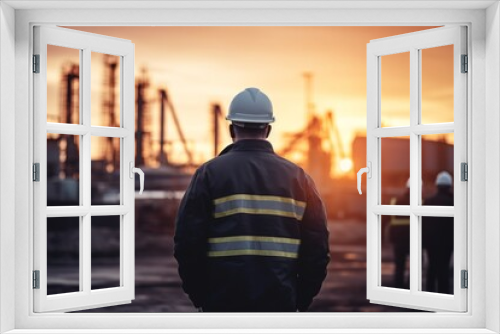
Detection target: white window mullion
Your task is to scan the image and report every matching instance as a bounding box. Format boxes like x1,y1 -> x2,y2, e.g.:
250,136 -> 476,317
90,205 -> 129,216
122,50 -> 135,296
46,206 -> 129,217
372,205 -> 455,217
46,123 -> 89,135
82,47 -> 92,295
82,214 -> 91,294
119,56 -> 125,288
365,47 -> 379,299
90,126 -> 131,138
413,123 -> 455,135
373,124 -> 454,138
372,126 -> 411,138
409,47 -> 420,294
78,49 -> 85,293
371,205 -> 411,215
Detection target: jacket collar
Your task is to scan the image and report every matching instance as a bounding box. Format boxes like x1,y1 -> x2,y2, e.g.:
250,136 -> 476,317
219,139 -> 274,156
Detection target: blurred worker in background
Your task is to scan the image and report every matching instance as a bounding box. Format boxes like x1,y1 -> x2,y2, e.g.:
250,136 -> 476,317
422,171 -> 454,294
387,179 -> 411,289
174,87 -> 330,312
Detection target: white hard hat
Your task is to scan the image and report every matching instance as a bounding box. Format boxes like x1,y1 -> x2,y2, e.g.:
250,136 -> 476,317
406,178 -> 424,188
435,171 -> 453,186
227,88 -> 275,124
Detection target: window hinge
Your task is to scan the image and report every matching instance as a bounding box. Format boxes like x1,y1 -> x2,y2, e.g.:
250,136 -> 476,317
33,54 -> 40,73
461,54 -> 468,73
461,162 -> 468,181
461,270 -> 468,289
33,270 -> 40,289
33,163 -> 40,182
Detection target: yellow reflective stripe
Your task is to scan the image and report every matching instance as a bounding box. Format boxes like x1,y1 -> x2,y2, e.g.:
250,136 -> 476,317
208,235 -> 300,245
213,194 -> 306,208
213,207 -> 303,220
208,249 -> 298,258
391,218 -> 410,226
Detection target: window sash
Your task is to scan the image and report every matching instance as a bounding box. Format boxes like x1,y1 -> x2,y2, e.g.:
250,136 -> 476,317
365,26 -> 467,312
33,25 -> 136,313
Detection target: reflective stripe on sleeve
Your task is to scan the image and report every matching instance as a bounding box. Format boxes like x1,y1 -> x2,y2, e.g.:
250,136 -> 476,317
213,194 -> 306,220
207,235 -> 300,258
390,218 -> 410,226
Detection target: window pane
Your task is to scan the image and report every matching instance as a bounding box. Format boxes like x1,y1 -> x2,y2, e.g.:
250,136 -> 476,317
421,45 -> 454,124
47,133 -> 80,206
422,134 -> 454,205
421,216 -> 454,295
381,215 -> 410,290
381,136 -> 410,205
47,217 -> 80,295
92,215 -> 121,290
380,52 -> 410,127
91,136 -> 121,205
47,45 -> 80,124
91,52 -> 121,127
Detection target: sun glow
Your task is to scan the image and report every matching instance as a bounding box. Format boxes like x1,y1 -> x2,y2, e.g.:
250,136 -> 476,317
338,158 -> 354,174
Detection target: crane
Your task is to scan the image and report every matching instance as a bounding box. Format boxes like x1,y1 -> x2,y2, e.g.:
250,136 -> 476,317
135,70 -> 150,167
212,103 -> 226,157
158,89 -> 168,165
158,88 -> 194,166
102,55 -> 120,171
326,110 -> 346,161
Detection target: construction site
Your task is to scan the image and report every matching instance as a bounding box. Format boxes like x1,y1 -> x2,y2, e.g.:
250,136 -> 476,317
46,54 -> 454,312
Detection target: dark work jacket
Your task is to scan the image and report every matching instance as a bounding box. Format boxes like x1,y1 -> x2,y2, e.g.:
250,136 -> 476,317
174,139 -> 330,312
389,191 -> 410,245
422,188 -> 454,251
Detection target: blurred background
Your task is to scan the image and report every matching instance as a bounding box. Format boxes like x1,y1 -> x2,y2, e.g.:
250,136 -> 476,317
45,26 -> 455,312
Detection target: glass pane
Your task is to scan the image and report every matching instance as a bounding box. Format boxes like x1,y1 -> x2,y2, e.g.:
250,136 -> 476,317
91,52 -> 121,127
381,52 -> 410,127
421,45 -> 454,124
381,136 -> 410,205
91,136 -> 121,205
47,45 -> 80,124
47,217 -> 80,295
92,215 -> 121,290
421,216 -> 454,294
422,134 -> 454,204
47,133 -> 80,206
381,215 -> 410,289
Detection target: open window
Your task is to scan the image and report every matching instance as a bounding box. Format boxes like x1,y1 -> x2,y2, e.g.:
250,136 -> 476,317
364,26 -> 467,312
33,26 -> 137,312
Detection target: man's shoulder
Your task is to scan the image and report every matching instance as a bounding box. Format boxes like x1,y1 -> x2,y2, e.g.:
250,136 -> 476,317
273,153 -> 305,171
204,150 -> 302,168
425,192 -> 453,205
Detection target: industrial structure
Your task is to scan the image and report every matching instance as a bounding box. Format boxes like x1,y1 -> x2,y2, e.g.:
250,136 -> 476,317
48,58 -> 454,221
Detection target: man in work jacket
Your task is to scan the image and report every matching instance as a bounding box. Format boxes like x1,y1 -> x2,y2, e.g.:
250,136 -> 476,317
422,171 -> 454,294
174,87 -> 330,312
387,180 -> 410,289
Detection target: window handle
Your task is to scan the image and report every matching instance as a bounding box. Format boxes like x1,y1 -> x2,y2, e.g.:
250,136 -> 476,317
357,162 -> 371,195
129,162 -> 145,194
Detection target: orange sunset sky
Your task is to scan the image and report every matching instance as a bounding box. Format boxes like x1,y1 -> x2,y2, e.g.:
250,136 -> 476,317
47,26 -> 454,169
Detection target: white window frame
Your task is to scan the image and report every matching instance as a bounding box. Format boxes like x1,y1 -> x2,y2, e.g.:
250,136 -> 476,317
0,1 -> 498,333
366,26 -> 468,312
33,25 -> 136,313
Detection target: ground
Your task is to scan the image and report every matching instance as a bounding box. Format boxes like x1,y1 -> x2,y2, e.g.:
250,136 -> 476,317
49,219 -> 420,313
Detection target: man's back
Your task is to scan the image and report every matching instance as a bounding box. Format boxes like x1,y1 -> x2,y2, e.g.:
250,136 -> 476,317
174,139 -> 330,312
423,189 -> 454,250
